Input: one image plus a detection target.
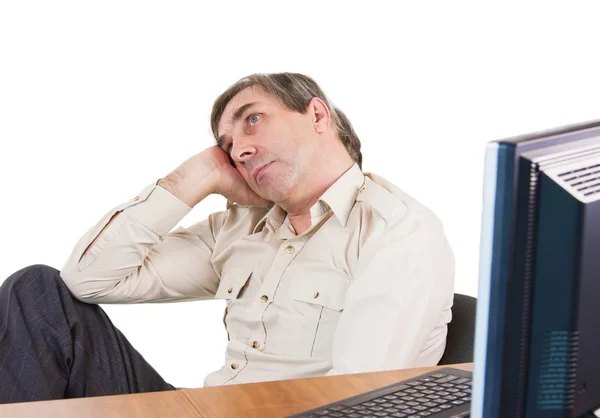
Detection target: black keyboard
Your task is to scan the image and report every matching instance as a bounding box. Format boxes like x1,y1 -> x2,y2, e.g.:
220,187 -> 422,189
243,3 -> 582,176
287,367 -> 472,418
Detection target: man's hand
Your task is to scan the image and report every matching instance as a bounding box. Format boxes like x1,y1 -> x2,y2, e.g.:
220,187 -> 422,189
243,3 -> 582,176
158,146 -> 270,208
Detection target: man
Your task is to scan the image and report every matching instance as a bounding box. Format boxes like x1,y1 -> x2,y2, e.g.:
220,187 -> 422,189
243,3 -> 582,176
0,73 -> 454,404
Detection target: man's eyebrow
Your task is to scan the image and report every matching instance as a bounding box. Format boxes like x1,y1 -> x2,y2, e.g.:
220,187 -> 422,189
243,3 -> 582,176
216,102 -> 258,148
231,102 -> 257,125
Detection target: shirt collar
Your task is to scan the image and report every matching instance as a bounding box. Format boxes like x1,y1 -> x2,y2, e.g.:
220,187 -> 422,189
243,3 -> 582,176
252,163 -> 365,233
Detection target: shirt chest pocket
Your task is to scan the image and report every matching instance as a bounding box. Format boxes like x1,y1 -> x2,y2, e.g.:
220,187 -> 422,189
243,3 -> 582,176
215,267 -> 253,302
215,267 -> 253,342
288,273 -> 349,312
283,273 -> 350,358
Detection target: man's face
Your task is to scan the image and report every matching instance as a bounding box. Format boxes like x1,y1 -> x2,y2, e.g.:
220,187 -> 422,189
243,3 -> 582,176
217,86 -> 317,203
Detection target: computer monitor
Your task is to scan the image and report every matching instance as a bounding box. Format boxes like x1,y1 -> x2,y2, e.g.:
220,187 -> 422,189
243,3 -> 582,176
472,119 -> 600,418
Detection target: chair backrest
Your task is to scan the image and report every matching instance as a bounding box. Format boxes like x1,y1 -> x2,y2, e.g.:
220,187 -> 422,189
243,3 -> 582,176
438,293 -> 477,365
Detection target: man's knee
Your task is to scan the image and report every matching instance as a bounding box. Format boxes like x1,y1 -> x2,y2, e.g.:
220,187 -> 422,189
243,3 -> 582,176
2,264 -> 62,294
17,264 -> 60,277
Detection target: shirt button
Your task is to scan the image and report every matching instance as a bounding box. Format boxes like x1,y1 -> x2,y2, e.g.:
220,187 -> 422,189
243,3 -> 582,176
286,245 -> 295,254
231,363 -> 239,370
359,187 -> 365,194
227,287 -> 233,294
260,295 -> 269,303
252,341 -> 260,349
133,196 -> 140,201
313,291 -> 320,299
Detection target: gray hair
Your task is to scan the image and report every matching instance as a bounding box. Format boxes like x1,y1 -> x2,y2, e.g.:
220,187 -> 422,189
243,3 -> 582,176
210,72 -> 362,169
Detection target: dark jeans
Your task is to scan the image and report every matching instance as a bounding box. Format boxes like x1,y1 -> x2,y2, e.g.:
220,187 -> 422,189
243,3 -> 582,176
0,264 -> 176,404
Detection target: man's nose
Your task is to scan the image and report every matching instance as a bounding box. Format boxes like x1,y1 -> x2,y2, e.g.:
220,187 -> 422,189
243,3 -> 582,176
230,137 -> 257,164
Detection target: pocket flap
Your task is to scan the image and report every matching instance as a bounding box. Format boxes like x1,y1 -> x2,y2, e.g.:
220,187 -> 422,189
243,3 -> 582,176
216,267 -> 253,300
289,273 -> 349,311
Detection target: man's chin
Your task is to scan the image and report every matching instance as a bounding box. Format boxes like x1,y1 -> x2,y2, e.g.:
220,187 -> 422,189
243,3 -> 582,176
256,176 -> 295,204
259,189 -> 288,206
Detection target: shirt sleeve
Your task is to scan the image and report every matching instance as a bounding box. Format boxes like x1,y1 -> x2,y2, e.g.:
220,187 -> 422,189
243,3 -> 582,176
326,215 -> 455,375
60,182 -> 225,304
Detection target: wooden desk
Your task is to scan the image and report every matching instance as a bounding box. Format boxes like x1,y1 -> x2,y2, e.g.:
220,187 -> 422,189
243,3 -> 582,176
0,389 -> 201,418
183,363 -> 473,418
0,363 -> 472,418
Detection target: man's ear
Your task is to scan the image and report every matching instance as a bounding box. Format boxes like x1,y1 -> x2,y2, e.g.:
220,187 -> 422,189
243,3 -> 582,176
308,97 -> 331,134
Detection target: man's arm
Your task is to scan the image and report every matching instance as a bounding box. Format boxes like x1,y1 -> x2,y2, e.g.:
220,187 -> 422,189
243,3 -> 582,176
60,146 -> 269,304
60,181 -> 224,303
74,160 -> 215,261
326,216 -> 455,375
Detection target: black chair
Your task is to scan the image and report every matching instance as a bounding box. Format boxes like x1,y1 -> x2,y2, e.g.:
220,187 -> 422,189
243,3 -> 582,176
438,293 -> 477,365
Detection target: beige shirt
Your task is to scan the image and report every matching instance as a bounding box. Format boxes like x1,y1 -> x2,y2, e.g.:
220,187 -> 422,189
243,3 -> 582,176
61,163 -> 455,387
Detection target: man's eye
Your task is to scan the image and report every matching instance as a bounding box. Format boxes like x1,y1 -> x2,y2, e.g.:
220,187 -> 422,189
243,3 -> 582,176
248,115 -> 260,124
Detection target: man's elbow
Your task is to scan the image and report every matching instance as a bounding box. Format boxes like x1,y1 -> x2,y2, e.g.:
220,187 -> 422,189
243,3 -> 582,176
59,265 -> 107,303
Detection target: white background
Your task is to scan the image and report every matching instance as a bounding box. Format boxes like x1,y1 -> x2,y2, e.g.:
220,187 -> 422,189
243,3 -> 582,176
1,1 -> 599,389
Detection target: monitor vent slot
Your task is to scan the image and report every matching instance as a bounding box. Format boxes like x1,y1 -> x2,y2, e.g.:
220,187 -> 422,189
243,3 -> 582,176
514,162 -> 541,418
535,330 -> 579,410
558,163 -> 600,197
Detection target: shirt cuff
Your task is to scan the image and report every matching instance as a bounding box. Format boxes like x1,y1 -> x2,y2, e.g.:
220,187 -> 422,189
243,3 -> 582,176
125,184 -> 192,236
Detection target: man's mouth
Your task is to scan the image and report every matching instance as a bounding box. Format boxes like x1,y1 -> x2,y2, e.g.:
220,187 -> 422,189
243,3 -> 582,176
253,162 -> 273,183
